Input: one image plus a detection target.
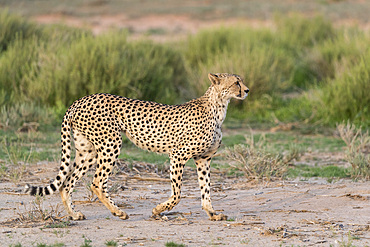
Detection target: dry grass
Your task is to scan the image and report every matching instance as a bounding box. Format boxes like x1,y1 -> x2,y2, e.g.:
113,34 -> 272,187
337,122 -> 370,180
223,133 -> 303,181
1,196 -> 71,228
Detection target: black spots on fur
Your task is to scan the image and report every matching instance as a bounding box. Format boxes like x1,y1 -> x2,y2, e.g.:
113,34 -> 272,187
50,184 -> 57,191
30,186 -> 37,196
44,187 -> 50,195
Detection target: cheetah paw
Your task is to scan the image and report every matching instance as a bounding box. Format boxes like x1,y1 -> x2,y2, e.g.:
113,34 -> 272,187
114,211 -> 129,220
119,213 -> 129,220
69,212 -> 86,221
151,214 -> 168,221
210,213 -> 228,221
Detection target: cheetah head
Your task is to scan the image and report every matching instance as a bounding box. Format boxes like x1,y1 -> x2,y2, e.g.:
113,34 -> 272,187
208,73 -> 249,100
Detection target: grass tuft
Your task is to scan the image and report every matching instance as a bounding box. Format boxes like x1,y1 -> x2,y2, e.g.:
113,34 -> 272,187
223,133 -> 302,181
104,240 -> 118,247
80,236 -> 93,247
165,242 -> 185,247
337,122 -> 370,180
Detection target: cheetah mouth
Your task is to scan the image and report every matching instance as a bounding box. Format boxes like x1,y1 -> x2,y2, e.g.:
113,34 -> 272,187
236,93 -> 248,100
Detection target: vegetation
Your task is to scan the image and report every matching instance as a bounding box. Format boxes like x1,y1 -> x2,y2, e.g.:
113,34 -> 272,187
0,11 -> 369,130
80,236 -> 93,247
223,131 -> 305,181
337,122 -> 370,180
165,242 -> 185,247
287,165 -> 350,180
0,11 -> 369,181
105,240 -> 118,247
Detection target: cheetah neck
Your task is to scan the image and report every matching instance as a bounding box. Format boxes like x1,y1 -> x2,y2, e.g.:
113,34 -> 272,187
201,86 -> 231,125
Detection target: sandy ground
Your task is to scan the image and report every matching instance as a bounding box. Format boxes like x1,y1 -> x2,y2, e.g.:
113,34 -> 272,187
32,12 -> 370,41
0,162 -> 369,247
32,13 -> 275,43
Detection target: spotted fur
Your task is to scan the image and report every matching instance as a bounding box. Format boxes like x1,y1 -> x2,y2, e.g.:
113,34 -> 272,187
25,73 -> 249,221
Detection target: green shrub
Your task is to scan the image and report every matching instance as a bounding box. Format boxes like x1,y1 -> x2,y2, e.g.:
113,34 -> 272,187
315,51 -> 370,126
300,27 -> 369,83
42,34 -> 189,106
0,30 -> 190,108
0,36 -> 44,106
275,14 -> 336,48
275,15 -> 337,88
184,26 -> 294,100
0,103 -> 55,130
0,10 -> 41,52
40,23 -> 91,45
183,15 -> 344,102
337,122 -> 370,180
1,11 -> 369,128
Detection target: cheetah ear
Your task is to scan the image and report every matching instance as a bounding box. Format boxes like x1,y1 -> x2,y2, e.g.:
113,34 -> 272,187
208,73 -> 220,85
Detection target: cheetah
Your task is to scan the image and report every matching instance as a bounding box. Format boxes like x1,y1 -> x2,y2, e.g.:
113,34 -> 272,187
25,73 -> 249,221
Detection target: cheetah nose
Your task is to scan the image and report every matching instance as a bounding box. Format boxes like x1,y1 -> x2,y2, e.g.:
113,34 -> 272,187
245,89 -> 249,93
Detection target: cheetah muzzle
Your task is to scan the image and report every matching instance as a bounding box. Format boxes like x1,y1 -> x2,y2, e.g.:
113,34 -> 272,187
25,73 -> 249,221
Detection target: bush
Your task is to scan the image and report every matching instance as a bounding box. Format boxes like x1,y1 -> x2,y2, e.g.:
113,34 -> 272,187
315,51 -> 370,126
275,14 -> 336,48
223,133 -> 302,180
0,36 -> 43,106
0,103 -> 55,130
40,34 -> 189,106
337,122 -> 370,180
184,26 -> 294,100
183,15 -> 345,101
0,30 -> 190,108
1,11 -> 369,128
0,10 -> 41,52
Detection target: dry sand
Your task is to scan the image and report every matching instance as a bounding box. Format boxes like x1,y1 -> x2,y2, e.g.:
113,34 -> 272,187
1,162 -> 369,246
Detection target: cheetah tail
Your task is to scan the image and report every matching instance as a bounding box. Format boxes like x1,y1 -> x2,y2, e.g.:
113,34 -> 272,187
25,111 -> 74,197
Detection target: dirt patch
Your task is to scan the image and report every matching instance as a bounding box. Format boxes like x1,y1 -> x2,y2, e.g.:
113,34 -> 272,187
32,13 -> 274,40
31,12 -> 370,42
0,162 -> 369,246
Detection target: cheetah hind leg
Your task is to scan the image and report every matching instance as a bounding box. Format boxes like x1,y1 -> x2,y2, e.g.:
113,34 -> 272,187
90,165 -> 129,220
60,130 -> 97,220
60,175 -> 86,221
91,146 -> 129,220
195,157 -> 227,221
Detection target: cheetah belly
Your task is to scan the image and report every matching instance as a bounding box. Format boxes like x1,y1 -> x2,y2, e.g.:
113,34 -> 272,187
122,124 -> 179,154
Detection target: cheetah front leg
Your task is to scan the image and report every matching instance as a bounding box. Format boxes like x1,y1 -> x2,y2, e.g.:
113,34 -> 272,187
194,157 -> 227,221
152,153 -> 189,217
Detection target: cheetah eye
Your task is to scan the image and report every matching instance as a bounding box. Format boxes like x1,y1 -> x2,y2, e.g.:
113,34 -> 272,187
234,81 -> 240,87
